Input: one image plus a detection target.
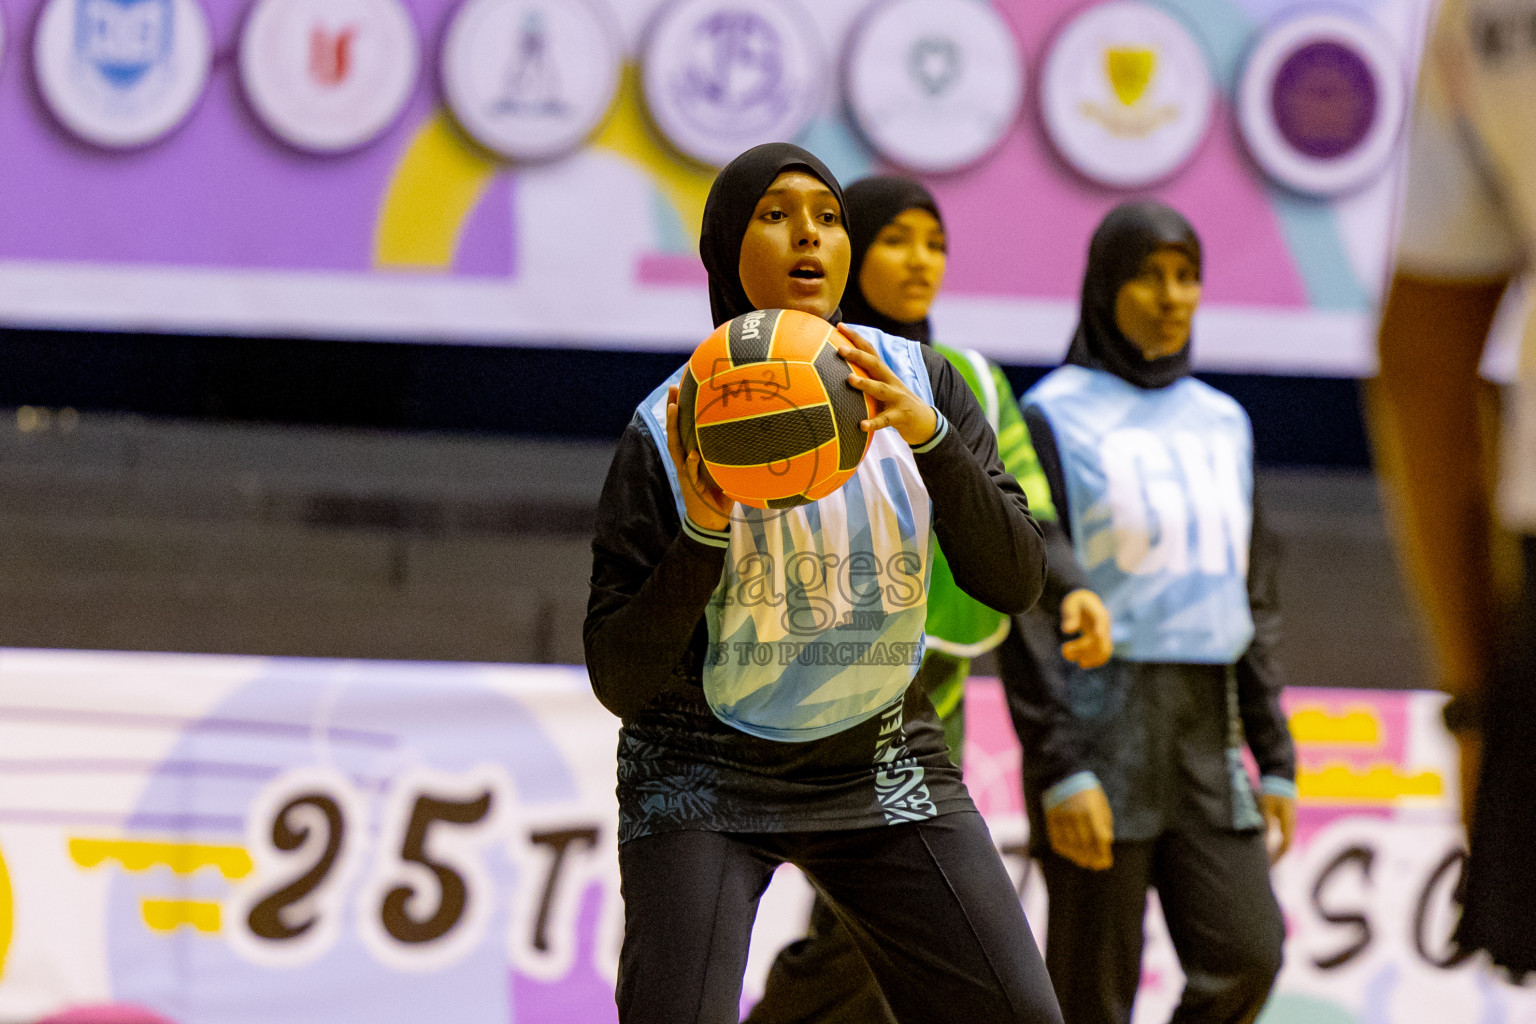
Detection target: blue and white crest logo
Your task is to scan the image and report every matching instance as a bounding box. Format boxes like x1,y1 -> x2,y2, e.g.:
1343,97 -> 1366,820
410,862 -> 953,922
36,0 -> 211,146
75,0 -> 173,90
642,0 -> 825,167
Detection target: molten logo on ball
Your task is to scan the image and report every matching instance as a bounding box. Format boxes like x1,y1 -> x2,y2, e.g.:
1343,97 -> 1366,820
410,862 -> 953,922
679,309 -> 875,509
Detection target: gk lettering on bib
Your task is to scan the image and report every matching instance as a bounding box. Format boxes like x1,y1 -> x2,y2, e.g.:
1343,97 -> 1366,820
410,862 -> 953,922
1028,365 -> 1255,663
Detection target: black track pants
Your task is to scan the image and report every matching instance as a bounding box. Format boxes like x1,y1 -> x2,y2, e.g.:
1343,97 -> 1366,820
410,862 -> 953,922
744,891 -> 895,1024
1039,825 -> 1283,1024
615,811 -> 1063,1024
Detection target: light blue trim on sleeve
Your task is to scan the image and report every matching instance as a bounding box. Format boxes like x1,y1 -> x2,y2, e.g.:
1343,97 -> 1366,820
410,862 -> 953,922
681,516 -> 731,549
910,410 -> 949,454
635,365 -> 691,523
1043,771 -> 1103,811
1260,776 -> 1298,800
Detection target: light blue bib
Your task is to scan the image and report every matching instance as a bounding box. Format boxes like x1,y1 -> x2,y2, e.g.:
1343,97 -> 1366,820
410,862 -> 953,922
639,326 -> 935,741
1026,365 -> 1255,663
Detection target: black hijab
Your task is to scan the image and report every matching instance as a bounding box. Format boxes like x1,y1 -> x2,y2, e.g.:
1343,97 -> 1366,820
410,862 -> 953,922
1065,201 -> 1202,390
839,176 -> 943,344
699,143 -> 847,328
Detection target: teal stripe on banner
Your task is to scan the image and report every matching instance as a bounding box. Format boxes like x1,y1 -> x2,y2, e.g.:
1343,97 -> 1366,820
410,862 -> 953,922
795,119 -> 876,186
1269,192 -> 1371,310
1128,0 -> 1372,311
1155,0 -> 1254,87
650,186 -> 692,255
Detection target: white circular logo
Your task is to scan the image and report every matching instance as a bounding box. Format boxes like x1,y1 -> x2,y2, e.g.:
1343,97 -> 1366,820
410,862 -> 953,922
240,0 -> 420,154
35,0 -> 212,148
845,0 -> 1024,174
642,0 -> 827,168
1237,11 -> 1406,196
1040,0 -> 1214,189
441,0 -> 621,162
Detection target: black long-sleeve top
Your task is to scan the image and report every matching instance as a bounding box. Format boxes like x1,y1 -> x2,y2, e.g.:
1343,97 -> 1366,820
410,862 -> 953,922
999,403 -> 1296,843
585,344 -> 1047,841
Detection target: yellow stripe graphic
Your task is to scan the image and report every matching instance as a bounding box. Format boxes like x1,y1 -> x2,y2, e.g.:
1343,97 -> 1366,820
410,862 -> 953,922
0,844 -> 12,980
1289,705 -> 1382,747
70,838 -> 252,880
370,64 -> 714,272
591,65 -> 715,247
374,113 -> 501,270
141,899 -> 222,934
1298,763 -> 1444,804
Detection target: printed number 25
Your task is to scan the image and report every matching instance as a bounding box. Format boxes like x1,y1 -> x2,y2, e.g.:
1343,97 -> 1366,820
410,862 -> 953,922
246,792 -> 346,941
242,776 -> 495,957
381,792 -> 493,944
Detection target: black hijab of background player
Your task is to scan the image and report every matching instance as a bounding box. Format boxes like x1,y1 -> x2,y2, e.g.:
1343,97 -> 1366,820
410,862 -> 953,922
839,176 -> 943,344
699,142 -> 847,328
1065,200 -> 1202,390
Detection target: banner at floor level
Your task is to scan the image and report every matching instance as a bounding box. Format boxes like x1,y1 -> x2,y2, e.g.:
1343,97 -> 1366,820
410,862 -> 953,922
963,679 -> 1536,1024
0,649 -> 1529,1023
0,0 -> 1437,376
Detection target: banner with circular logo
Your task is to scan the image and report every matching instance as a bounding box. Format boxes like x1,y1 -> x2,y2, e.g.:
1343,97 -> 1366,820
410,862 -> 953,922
239,0 -> 420,154
642,0 -> 827,168
35,0 -> 212,148
1237,10 -> 1406,197
441,0 -> 622,162
844,0 -> 1025,174
1039,0 -> 1213,189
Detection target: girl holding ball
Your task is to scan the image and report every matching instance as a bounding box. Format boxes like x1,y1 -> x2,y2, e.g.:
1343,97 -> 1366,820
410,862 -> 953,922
584,144 -> 1063,1024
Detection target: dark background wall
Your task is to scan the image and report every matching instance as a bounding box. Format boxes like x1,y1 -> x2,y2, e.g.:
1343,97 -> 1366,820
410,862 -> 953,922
0,327 -> 1425,690
0,327 -> 1372,465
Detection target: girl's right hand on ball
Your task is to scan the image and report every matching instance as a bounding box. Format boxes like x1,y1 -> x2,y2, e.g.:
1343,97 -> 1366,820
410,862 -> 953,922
667,385 -> 734,533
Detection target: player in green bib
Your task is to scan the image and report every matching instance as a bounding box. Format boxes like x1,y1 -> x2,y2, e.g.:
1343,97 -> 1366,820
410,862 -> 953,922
919,339 -> 1063,750
746,176 -> 1112,1024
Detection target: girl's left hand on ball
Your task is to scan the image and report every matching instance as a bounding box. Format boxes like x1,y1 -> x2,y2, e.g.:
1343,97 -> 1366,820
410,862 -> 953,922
835,325 -> 939,447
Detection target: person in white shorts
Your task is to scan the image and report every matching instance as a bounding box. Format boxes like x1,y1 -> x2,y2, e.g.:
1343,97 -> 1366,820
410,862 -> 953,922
1373,0 -> 1536,975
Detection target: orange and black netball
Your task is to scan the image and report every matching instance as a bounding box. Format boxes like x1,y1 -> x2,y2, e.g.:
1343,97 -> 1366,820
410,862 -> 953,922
678,308 -> 875,510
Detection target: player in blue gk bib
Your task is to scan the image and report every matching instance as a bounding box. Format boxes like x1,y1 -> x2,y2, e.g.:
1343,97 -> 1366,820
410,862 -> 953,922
1001,202 -> 1298,1024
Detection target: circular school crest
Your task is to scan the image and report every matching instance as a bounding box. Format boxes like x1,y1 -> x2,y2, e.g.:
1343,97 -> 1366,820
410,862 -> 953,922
240,0 -> 420,153
34,0 -> 212,148
1237,10 -> 1406,196
441,0 -> 622,162
844,0 -> 1025,174
641,0 -> 827,168
1039,0 -> 1214,189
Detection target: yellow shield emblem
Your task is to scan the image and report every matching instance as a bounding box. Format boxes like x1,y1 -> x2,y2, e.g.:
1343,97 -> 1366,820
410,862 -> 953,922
1106,47 -> 1156,106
